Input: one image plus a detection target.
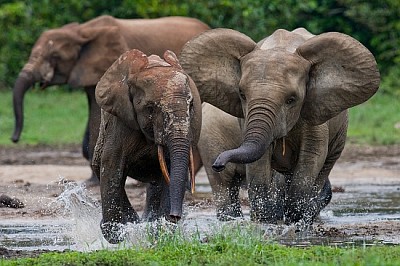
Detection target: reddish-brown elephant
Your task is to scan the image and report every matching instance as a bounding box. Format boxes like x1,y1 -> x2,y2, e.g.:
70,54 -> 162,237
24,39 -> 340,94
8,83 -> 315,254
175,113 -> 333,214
92,49 -> 202,244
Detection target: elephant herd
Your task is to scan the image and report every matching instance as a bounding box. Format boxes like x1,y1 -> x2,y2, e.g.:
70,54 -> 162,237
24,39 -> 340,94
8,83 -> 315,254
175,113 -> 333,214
11,15 -> 380,244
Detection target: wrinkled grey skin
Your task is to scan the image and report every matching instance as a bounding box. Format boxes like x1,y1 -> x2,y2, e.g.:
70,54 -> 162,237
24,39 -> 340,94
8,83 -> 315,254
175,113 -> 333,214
198,103 -> 246,220
199,103 -> 331,222
92,49 -> 201,244
12,15 -> 209,184
181,28 -> 380,225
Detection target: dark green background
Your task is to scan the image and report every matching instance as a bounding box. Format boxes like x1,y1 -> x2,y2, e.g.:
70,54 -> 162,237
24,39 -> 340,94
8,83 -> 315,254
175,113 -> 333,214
1,0 -> 399,96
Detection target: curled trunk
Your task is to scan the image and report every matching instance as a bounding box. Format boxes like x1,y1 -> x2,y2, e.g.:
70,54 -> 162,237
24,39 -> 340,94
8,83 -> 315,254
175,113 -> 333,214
11,71 -> 35,142
212,104 -> 275,172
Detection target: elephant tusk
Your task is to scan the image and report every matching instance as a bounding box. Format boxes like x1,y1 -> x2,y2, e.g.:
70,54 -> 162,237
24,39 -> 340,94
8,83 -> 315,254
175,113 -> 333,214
189,146 -> 195,193
282,137 -> 286,157
158,145 -> 170,184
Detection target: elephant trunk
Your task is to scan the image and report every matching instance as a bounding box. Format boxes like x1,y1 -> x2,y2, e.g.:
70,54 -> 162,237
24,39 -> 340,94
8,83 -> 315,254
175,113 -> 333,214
213,100 -> 276,172
167,138 -> 190,221
11,71 -> 35,143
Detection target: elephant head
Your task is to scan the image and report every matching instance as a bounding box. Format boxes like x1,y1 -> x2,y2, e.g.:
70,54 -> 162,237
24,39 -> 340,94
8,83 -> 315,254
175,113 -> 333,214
12,15 -> 128,142
95,49 -> 201,224
180,28 -> 380,171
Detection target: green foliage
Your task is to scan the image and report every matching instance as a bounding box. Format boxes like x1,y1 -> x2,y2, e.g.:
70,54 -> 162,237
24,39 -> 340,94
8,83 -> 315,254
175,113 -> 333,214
1,224 -> 400,265
0,0 -> 398,146
1,0 -> 399,90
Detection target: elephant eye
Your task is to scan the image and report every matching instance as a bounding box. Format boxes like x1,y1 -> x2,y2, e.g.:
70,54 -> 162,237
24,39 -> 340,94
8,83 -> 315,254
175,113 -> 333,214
286,96 -> 296,105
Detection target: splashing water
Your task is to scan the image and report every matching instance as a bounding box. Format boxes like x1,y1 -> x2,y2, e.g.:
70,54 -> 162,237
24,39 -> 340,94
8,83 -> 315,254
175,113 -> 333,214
2,171 -> 400,252
54,180 -> 106,251
52,181 -> 288,251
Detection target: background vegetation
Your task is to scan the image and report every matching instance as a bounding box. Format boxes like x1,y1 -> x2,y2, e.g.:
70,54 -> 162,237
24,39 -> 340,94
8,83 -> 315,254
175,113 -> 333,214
0,0 -> 399,145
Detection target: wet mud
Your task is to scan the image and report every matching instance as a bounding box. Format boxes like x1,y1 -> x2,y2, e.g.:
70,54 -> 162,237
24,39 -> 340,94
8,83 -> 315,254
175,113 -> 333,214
0,144 -> 399,258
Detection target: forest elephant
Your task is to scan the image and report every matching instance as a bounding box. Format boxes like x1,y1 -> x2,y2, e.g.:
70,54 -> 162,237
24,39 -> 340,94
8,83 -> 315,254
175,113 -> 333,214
12,15 -> 209,184
92,49 -> 202,244
180,28 -> 380,226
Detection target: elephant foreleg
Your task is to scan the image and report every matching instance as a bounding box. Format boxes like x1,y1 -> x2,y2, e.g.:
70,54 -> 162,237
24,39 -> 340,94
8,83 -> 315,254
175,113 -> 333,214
142,180 -> 170,222
99,141 -> 136,243
284,124 -> 329,225
247,147 -> 284,223
206,165 -> 244,221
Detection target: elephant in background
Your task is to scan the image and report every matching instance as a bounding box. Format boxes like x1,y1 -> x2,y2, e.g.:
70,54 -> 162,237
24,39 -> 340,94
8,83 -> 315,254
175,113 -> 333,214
180,28 -> 380,225
12,15 -> 209,184
92,49 -> 201,244
198,103 -> 246,220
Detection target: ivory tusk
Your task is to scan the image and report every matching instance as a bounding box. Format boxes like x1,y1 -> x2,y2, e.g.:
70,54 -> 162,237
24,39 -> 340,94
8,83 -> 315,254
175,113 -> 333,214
158,145 -> 170,184
189,146 -> 195,193
282,137 -> 286,157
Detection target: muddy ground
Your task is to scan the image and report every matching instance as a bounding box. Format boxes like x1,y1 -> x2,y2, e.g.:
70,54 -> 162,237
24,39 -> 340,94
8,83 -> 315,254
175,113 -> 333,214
0,143 -> 399,259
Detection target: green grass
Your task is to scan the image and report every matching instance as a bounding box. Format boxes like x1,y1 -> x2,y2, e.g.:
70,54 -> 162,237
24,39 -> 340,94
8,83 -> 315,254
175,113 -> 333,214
1,224 -> 399,265
0,88 -> 88,146
347,92 -> 400,145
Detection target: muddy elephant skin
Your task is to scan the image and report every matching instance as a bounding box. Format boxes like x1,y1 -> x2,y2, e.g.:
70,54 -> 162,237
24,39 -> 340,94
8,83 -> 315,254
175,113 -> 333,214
92,49 -> 202,244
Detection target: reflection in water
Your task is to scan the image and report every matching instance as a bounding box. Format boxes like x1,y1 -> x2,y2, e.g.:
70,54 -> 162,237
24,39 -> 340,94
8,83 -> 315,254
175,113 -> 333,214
1,179 -> 400,251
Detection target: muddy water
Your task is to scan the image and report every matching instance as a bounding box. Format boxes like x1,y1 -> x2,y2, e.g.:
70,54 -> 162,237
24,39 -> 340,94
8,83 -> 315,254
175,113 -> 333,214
1,166 -> 400,252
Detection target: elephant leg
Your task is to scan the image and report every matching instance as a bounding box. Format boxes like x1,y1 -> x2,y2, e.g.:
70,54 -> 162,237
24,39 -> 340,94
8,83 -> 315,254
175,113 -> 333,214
83,86 -> 102,186
247,147 -> 283,223
206,165 -> 244,221
142,181 -> 169,222
120,183 -> 140,223
99,144 -> 133,243
198,103 -> 245,220
284,125 -> 329,225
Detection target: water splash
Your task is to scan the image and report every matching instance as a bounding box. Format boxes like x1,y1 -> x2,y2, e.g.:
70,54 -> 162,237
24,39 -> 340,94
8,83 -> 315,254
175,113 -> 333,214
3,174 -> 399,252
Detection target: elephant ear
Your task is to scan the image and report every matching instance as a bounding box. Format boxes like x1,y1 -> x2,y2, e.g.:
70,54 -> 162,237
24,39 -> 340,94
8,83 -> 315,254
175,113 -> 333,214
95,49 -> 149,130
297,32 -> 380,125
68,26 -> 129,88
179,28 -> 256,118
163,50 -> 182,70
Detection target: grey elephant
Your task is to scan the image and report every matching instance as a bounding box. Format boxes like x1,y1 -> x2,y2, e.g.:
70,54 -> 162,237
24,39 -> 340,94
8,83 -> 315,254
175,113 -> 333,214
12,15 -> 209,184
180,28 -> 380,225
92,49 -> 201,244
199,102 -> 325,222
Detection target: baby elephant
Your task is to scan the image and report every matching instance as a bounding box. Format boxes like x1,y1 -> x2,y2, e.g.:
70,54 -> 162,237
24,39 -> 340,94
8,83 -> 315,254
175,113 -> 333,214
92,49 -> 201,244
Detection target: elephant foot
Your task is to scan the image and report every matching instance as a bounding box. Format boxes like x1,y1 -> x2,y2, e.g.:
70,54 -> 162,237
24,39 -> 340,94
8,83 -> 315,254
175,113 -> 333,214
100,220 -> 127,244
125,211 -> 140,224
248,188 -> 284,224
82,173 -> 100,188
284,198 -> 319,225
216,204 -> 243,221
285,181 -> 332,225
